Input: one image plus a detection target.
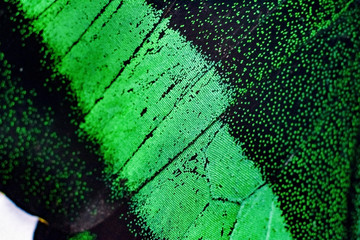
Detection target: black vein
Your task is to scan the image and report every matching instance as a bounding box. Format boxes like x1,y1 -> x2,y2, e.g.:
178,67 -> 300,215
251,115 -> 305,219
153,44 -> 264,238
227,182 -> 267,238
90,0 -> 178,113
115,61 -> 217,175
133,115 -> 223,194
33,0 -> 57,20
63,0 -> 115,57
180,202 -> 211,239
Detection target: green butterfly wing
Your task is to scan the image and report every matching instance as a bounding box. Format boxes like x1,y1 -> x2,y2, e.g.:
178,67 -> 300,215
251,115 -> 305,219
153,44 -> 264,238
1,0 -> 360,239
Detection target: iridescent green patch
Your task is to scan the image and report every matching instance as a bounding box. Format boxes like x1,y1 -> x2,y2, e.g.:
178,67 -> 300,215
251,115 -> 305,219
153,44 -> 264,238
1,0 -> 360,239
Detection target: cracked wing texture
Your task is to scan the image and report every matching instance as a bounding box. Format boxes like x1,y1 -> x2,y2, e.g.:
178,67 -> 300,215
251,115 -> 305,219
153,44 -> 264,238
1,0 -> 360,239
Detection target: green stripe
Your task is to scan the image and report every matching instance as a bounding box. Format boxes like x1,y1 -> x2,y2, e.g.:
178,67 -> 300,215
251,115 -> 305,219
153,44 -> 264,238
12,0 -> 294,238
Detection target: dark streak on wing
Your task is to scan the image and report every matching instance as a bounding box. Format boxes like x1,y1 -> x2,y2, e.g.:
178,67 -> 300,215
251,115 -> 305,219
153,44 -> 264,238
63,0 -> 115,57
132,115 -> 223,195
33,0 -> 58,20
90,0 -> 179,115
